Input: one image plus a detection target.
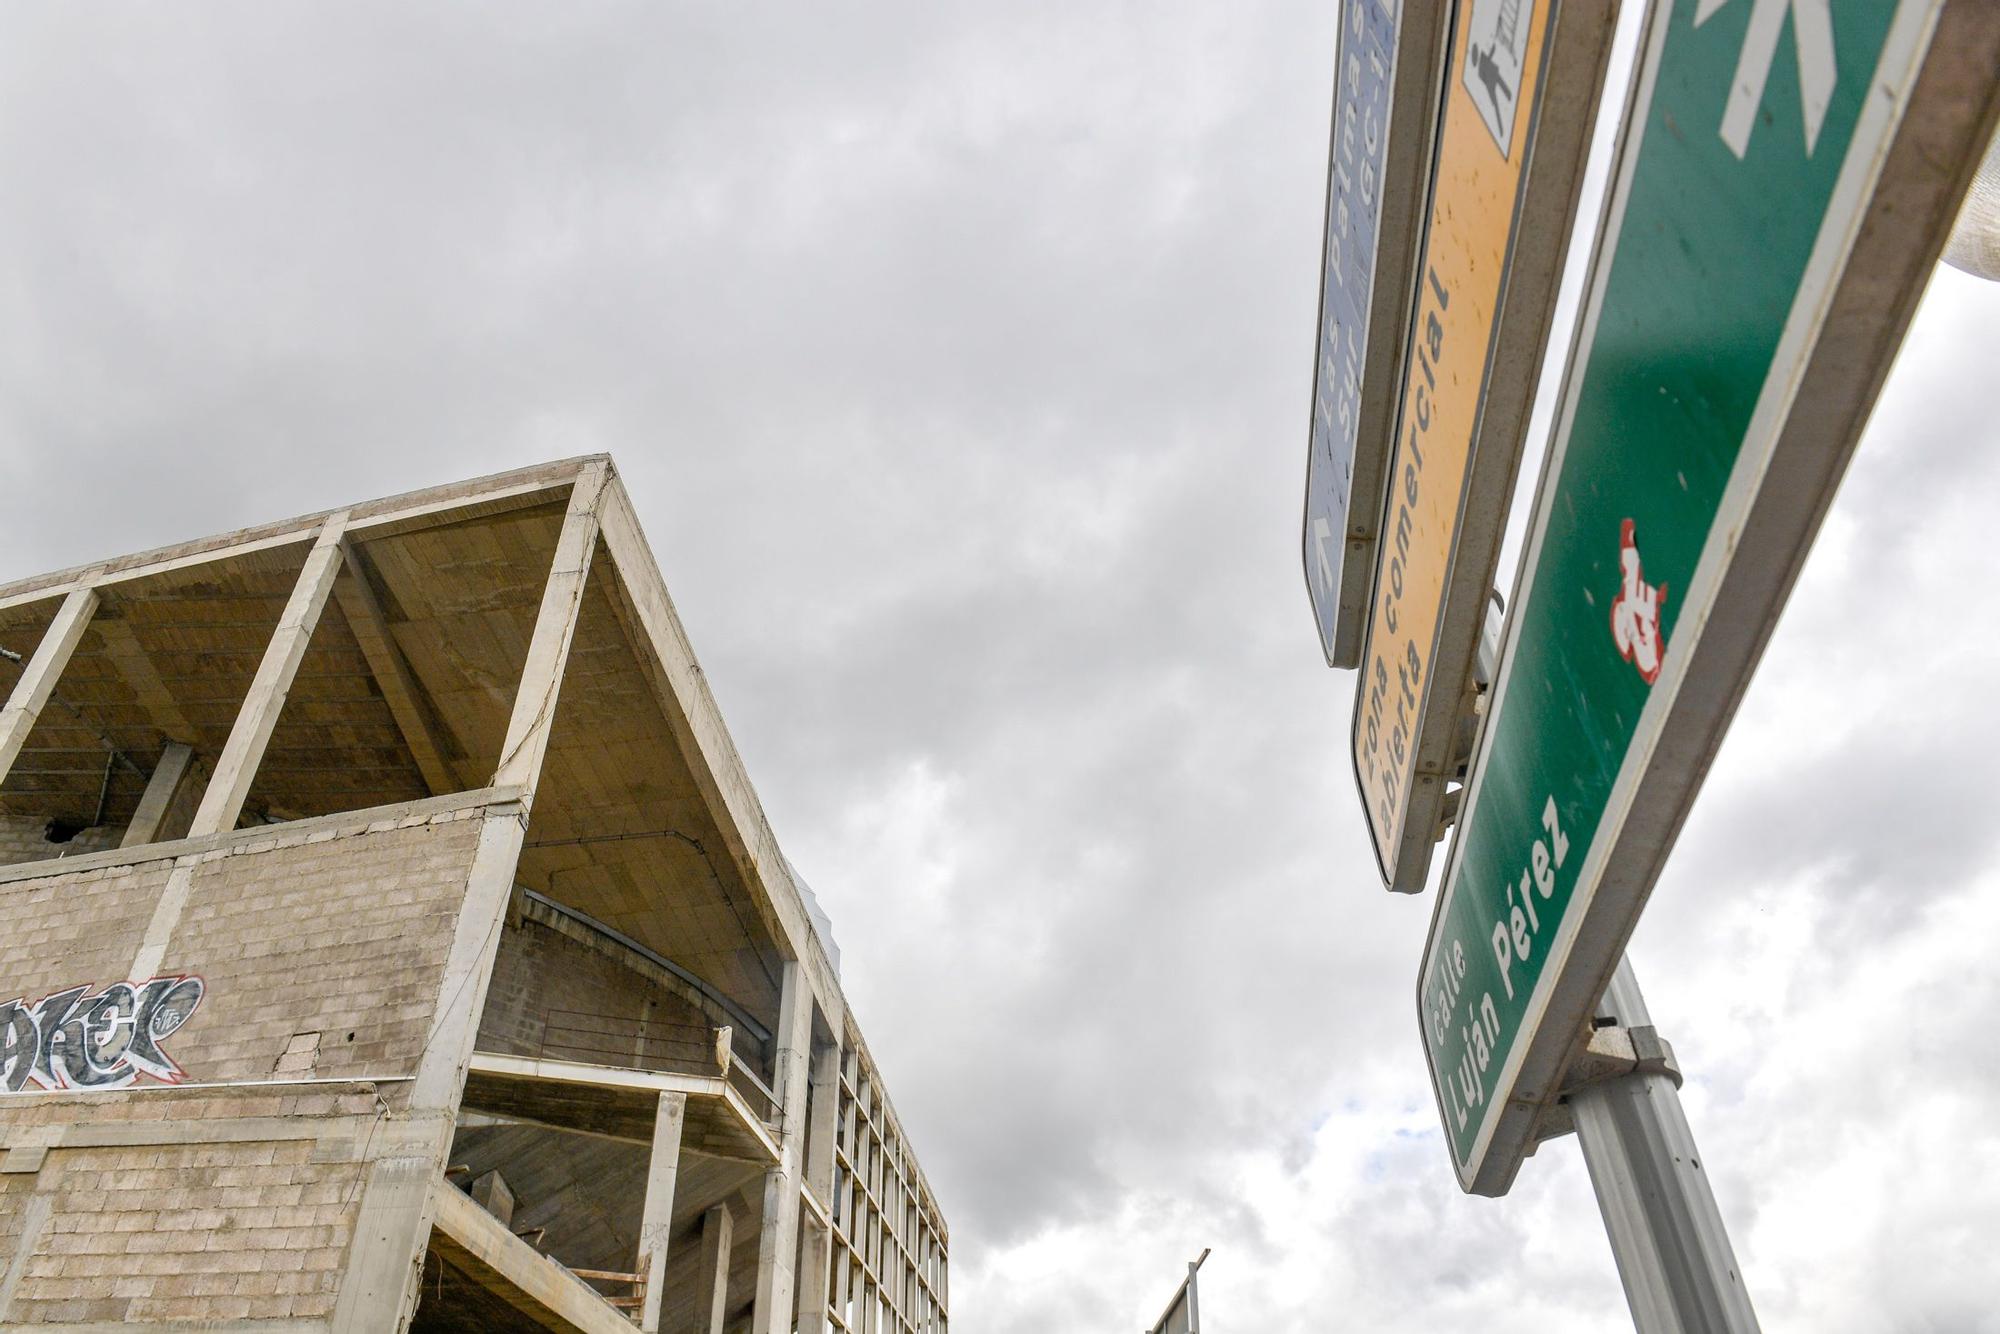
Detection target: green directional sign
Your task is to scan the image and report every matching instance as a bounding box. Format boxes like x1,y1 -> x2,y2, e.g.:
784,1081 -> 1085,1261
1418,0 -> 2000,1195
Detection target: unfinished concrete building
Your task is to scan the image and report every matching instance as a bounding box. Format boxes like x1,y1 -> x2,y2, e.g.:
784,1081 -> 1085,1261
0,457 -> 948,1333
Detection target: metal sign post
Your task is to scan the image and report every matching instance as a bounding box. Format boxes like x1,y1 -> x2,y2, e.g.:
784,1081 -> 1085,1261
1568,958 -> 1760,1333
1417,0 -> 2000,1196
1144,1248 -> 1209,1334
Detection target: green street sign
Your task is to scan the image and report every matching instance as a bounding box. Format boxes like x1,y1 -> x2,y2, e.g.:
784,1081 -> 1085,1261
1418,0 -> 2000,1195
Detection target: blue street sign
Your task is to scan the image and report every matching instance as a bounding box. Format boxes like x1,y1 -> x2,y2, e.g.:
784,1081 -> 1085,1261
1302,0 -> 1451,669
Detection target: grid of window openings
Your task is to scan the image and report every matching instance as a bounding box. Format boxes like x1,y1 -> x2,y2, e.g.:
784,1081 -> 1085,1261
827,1039 -> 949,1333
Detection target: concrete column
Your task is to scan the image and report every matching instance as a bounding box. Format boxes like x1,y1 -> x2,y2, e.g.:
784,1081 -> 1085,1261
795,1037 -> 841,1332
120,741 -> 197,848
327,804 -> 529,1332
750,962 -> 814,1334
695,1202 -> 735,1334
638,1091 -> 688,1333
804,1039 -> 839,1203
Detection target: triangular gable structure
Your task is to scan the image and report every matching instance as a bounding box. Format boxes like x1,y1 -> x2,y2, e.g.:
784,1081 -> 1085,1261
0,456 -> 947,1334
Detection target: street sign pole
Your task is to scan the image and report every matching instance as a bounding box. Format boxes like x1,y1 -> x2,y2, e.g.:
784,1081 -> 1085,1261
1570,957 -> 1759,1334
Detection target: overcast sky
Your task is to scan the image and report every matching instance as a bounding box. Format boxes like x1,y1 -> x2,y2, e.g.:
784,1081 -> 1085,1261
5,5 -> 1998,1331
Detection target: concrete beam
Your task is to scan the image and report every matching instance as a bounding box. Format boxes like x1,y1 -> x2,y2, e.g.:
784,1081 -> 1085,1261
96,613 -> 198,744
467,1050 -> 726,1100
187,513 -> 349,838
334,542 -> 460,796
0,585 -> 98,787
426,1177 -> 636,1334
462,1052 -> 780,1167
490,461 -> 608,802
0,455 -> 605,616
121,742 -> 198,849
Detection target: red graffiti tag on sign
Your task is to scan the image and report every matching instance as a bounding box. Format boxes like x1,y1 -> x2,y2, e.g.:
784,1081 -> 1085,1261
1610,519 -> 1668,685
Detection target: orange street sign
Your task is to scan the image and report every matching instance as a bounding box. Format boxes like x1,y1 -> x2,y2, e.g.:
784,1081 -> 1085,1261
1352,0 -> 1615,893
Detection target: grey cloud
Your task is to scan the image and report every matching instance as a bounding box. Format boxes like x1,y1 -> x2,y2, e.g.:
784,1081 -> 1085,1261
6,3 -> 2000,1331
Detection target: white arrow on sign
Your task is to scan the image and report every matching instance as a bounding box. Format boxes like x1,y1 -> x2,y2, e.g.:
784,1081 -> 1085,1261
1694,0 -> 1835,159
1310,515 -> 1337,594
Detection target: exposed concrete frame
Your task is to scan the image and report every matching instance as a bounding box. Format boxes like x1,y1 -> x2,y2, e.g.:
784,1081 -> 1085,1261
96,613 -> 199,744
330,471 -> 606,1331
840,1020 -> 950,1246
334,540 -> 459,796
462,1050 -> 781,1165
330,805 -> 531,1332
0,456 -> 843,1028
0,455 -> 943,1330
427,1177 -> 637,1334
188,511 -> 350,838
695,1202 -> 735,1334
119,741 -> 197,848
452,1108 -> 770,1167
491,461 -> 608,802
0,786 -> 522,889
751,962 -> 814,1334
824,1030 -> 951,1334
413,818 -> 535,1113
638,1090 -> 688,1333
804,1039 -> 840,1214
0,585 -> 99,788
796,1037 -> 842,1332
327,470 -> 625,1328
468,1049 -> 748,1101
0,456 -> 598,615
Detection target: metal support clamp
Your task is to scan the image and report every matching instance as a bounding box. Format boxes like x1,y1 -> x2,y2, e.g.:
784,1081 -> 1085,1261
1528,1019 -> 1681,1149
1569,1021 -> 1681,1090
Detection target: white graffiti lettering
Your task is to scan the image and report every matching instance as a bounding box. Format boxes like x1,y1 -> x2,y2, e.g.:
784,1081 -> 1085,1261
0,975 -> 205,1092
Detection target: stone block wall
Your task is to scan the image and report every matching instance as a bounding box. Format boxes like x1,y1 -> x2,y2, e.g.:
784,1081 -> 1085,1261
0,859 -> 169,1017
0,794 -> 517,1328
163,816 -> 481,1088
0,1084 -> 383,1325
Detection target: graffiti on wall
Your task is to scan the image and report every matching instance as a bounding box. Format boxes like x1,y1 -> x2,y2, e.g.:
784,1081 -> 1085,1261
0,975 -> 206,1092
